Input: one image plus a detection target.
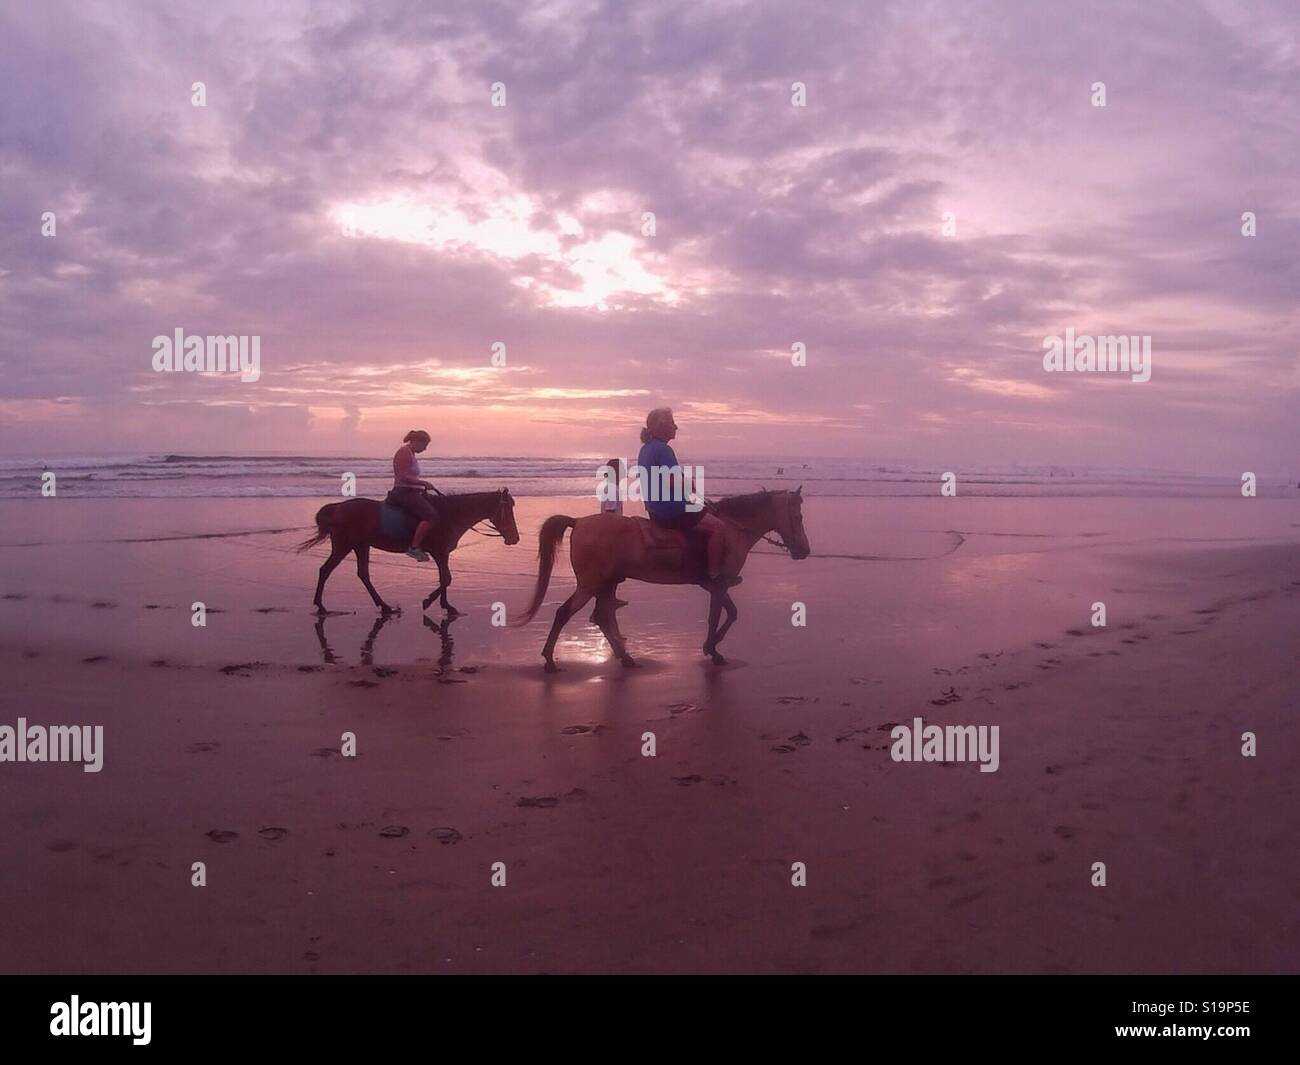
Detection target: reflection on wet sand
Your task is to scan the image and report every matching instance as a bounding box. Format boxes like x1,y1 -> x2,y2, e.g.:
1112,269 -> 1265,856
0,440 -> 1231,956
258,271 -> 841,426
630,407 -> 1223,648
313,610 -> 462,669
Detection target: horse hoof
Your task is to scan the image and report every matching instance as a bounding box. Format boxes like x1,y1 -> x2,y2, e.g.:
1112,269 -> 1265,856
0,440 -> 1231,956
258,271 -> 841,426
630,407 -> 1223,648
381,606 -> 401,616
709,652 -> 727,666
543,661 -> 560,674
421,598 -> 434,611
444,606 -> 464,617
620,655 -> 639,668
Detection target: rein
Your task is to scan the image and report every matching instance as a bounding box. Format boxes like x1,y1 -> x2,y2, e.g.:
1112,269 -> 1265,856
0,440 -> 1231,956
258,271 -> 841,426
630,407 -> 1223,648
467,493 -> 509,539
420,489 -> 508,539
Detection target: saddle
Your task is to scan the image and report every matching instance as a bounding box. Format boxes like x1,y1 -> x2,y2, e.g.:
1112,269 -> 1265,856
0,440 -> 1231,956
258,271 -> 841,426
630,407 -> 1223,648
636,518 -> 689,551
380,490 -> 425,544
634,518 -> 708,580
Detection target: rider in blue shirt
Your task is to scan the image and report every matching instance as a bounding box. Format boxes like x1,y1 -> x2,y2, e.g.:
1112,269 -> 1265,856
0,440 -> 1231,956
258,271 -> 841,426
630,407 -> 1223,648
635,407 -> 736,587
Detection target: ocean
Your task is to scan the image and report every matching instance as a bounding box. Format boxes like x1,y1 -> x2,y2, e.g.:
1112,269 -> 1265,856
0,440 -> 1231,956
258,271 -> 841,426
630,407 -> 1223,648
0,454 -> 1292,500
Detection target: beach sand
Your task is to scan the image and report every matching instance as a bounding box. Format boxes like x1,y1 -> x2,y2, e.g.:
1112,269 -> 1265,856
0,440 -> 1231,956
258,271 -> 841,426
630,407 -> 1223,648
0,494 -> 1297,973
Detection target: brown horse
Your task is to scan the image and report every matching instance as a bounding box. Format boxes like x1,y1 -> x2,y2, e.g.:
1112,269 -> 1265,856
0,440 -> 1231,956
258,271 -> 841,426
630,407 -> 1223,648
516,488 -> 810,671
297,489 -> 520,616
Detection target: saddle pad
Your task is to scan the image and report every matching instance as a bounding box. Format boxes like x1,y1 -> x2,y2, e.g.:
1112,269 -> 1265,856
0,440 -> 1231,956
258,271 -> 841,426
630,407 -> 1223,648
380,503 -> 418,543
636,518 -> 688,550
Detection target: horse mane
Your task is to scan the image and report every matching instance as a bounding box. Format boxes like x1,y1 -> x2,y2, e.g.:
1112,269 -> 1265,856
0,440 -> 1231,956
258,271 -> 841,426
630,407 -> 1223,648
712,489 -> 782,522
429,490 -> 504,518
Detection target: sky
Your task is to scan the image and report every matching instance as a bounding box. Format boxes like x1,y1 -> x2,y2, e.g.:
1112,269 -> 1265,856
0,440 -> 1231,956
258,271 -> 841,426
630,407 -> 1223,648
0,0 -> 1296,470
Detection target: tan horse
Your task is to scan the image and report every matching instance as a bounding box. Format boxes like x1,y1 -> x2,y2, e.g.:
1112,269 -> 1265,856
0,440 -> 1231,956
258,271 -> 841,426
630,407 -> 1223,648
516,488 -> 810,671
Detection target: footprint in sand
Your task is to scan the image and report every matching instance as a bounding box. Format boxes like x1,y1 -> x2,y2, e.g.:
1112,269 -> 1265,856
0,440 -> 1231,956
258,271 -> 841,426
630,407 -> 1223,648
185,741 -> 219,753
674,774 -> 704,785
90,601 -> 117,609
1054,825 -> 1077,839
258,827 -> 288,841
150,659 -> 170,668
560,724 -> 602,735
347,679 -> 379,688
378,825 -> 410,838
48,839 -> 78,853
219,662 -> 266,675
372,667 -> 398,678
205,830 -> 238,843
931,688 -> 961,706
770,744 -> 797,753
311,747 -> 341,758
788,732 -> 812,747
428,827 -> 463,845
297,665 -> 323,672
2,593 -> 28,601
82,655 -> 109,664
516,796 -> 559,808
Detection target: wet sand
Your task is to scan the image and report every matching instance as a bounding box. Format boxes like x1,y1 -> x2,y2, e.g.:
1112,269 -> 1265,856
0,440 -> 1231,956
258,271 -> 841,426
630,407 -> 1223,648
0,495 -> 1297,972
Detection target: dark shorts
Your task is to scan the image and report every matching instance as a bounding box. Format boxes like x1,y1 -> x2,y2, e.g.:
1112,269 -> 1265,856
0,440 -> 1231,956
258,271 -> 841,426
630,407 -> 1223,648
650,509 -> 705,532
389,487 -> 439,522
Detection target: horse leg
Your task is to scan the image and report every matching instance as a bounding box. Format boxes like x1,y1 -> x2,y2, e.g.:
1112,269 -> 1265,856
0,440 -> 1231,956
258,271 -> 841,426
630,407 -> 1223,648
434,555 -> 462,616
354,545 -> 397,614
421,580 -> 443,612
313,538 -> 350,614
703,591 -> 724,662
594,582 -> 635,667
542,587 -> 594,673
709,591 -> 739,663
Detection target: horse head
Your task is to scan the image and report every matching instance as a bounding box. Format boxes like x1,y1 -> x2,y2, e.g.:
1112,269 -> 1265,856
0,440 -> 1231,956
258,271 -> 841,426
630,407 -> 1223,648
492,488 -> 521,545
778,486 -> 811,559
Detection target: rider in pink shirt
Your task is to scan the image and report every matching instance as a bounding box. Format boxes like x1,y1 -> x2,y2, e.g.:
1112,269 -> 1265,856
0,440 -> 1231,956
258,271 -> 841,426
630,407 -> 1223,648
391,430 -> 438,561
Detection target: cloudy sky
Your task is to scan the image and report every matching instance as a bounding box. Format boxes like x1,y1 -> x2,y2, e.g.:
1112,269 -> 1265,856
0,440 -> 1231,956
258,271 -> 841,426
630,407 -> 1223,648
1,0 -> 1296,469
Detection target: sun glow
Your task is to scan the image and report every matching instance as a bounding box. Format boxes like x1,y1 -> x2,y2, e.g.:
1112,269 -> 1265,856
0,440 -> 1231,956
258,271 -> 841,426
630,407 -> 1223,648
333,195 -> 677,310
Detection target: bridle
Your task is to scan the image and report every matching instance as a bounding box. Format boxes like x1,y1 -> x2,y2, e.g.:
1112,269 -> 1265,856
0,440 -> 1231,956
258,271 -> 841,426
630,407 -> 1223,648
466,490 -> 511,539
703,496 -> 793,553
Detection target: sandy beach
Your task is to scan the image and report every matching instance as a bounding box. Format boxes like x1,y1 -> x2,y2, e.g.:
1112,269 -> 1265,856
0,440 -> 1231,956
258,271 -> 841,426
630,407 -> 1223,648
0,493 -> 1296,973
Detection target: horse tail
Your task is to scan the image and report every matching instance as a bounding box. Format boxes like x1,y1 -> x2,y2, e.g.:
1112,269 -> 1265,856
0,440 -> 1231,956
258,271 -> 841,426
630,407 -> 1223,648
296,503 -> 340,553
514,515 -> 576,625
